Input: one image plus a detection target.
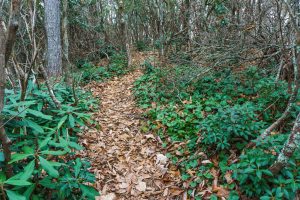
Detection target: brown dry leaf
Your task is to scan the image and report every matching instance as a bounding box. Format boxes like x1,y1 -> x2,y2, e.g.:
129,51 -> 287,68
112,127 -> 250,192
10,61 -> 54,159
224,171 -> 234,184
169,188 -> 184,196
202,160 -> 212,164
163,188 -> 169,196
182,191 -> 188,200
97,193 -> 117,200
215,187 -> 230,198
136,181 -> 147,192
119,182 -> 129,189
156,154 -> 168,165
271,131 -> 279,135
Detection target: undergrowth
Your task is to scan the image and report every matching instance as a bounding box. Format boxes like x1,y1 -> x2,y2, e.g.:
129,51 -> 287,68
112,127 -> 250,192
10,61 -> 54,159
0,80 -> 99,199
134,64 -> 300,199
76,53 -> 130,84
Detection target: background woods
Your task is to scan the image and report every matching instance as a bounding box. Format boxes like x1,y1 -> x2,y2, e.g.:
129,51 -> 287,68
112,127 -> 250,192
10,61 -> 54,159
0,0 -> 299,199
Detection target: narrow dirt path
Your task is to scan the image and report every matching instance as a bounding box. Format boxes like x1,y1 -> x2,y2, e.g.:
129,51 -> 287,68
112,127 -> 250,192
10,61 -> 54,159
81,56 -> 183,200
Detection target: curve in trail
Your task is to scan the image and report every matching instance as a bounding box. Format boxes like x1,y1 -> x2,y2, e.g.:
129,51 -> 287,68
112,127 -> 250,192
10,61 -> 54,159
81,67 -> 183,200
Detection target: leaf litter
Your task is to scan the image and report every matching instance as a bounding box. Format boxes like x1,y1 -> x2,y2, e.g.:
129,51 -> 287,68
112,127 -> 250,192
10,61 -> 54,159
79,56 -> 184,199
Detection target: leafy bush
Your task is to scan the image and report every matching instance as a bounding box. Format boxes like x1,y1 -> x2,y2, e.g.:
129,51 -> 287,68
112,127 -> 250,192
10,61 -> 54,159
78,53 -> 129,84
201,102 -> 266,150
135,40 -> 149,52
231,134 -> 300,199
134,68 -> 161,107
134,64 -> 297,199
0,80 -> 99,199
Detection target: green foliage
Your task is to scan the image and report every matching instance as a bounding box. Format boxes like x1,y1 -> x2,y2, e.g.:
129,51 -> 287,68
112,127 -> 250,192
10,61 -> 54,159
78,53 -> 129,84
134,67 -> 161,107
0,80 -> 99,200
231,135 -> 300,199
134,64 -> 297,199
135,40 -> 149,52
201,103 -> 266,150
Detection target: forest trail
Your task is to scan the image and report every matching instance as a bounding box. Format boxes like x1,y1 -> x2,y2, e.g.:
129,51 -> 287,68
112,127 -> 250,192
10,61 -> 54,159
81,53 -> 182,200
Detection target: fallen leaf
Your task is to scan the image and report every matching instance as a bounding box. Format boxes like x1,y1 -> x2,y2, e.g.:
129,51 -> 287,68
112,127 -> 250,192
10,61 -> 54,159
97,193 -> 117,200
224,171 -> 233,184
156,154 -> 168,165
202,160 -> 212,164
119,182 -> 129,189
136,181 -> 147,192
169,188 -> 184,196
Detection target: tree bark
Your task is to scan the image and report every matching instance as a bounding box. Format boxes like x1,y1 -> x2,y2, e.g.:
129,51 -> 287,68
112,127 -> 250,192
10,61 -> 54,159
44,0 -> 62,77
62,0 -> 72,85
118,0 -> 132,66
0,0 -> 21,178
269,112 -> 300,174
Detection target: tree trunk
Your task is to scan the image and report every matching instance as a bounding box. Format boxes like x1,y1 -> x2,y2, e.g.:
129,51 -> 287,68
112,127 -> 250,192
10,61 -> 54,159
62,0 -> 71,85
269,112 -> 300,174
118,0 -> 132,66
0,0 -> 21,178
44,0 -> 62,78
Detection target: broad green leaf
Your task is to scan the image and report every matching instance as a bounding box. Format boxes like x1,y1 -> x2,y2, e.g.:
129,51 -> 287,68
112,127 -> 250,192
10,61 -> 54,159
262,170 -> 273,177
22,146 -> 34,154
20,160 -> 35,180
0,171 -> 6,183
4,101 -> 36,110
7,172 -> 23,181
23,119 -> 44,133
6,190 -> 26,200
256,170 -> 262,179
4,179 -> 32,186
59,137 -> 68,147
57,115 -> 68,129
0,152 -> 4,162
48,161 -> 63,167
24,184 -> 36,199
41,150 -> 67,156
69,141 -> 83,150
27,109 -> 53,120
69,114 -> 75,128
75,158 -> 82,177
39,137 -> 52,150
39,156 -> 59,178
260,196 -> 270,200
9,153 -> 33,164
37,102 -> 43,111
2,108 -> 22,117
79,184 -> 99,199
39,177 -> 56,189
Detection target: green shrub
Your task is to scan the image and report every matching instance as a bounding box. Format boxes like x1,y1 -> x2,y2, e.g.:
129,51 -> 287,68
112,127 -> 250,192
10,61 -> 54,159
0,80 -> 99,199
201,102 -> 266,150
134,64 -> 297,199
135,40 -> 149,52
78,53 -> 129,84
231,134 -> 300,199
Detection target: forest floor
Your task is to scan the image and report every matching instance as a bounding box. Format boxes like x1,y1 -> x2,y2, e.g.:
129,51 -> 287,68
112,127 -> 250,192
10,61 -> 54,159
80,52 -> 183,200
